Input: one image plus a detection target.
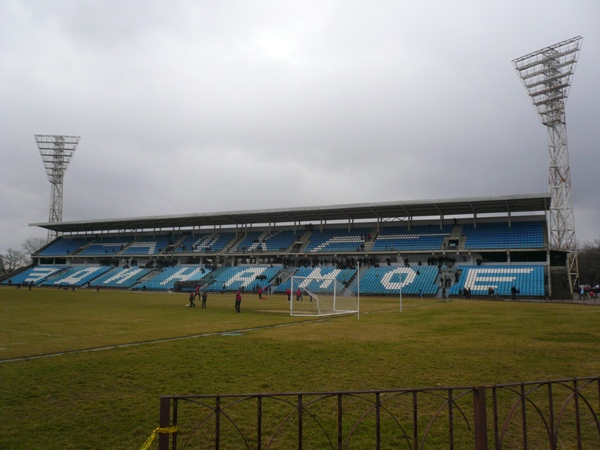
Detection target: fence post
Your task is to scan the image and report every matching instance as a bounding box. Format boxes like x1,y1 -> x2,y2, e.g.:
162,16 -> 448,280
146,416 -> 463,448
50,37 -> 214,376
473,387 -> 488,450
337,394 -> 343,450
159,397 -> 171,450
298,394 -> 303,450
257,396 -> 262,450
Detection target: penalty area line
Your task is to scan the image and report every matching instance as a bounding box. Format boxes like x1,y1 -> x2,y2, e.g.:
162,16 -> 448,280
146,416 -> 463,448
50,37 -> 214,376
0,328 -> 74,338
0,317 -> 336,364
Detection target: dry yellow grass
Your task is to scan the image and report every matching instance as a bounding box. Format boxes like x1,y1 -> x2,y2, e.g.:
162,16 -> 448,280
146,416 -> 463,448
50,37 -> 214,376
1,287 -> 599,449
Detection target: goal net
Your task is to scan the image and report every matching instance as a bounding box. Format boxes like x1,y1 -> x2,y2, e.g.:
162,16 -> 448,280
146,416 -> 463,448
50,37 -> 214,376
289,275 -> 358,317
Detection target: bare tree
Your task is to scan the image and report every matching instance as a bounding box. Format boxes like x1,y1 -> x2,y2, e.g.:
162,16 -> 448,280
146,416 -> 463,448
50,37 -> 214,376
0,248 -> 27,275
22,237 -> 48,258
578,237 -> 600,286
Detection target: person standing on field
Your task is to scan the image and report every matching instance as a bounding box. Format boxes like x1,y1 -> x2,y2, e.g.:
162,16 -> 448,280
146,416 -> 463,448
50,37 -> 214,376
235,291 -> 242,312
201,291 -> 207,308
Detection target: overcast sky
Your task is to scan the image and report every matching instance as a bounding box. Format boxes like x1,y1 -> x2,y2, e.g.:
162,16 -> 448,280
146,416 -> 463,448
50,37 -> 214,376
1,0 -> 598,253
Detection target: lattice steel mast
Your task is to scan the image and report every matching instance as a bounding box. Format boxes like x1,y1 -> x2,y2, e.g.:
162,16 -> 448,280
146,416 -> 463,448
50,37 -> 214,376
513,36 -> 582,291
34,135 -> 81,242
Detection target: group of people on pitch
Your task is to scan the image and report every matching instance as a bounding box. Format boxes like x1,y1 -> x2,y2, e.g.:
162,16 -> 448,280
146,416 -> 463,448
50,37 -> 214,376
188,287 -> 243,313
188,285 -> 208,308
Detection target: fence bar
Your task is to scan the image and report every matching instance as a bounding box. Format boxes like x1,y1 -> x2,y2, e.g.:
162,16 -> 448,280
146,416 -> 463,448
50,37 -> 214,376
155,377 -> 600,449
158,397 -> 171,450
298,394 -> 303,450
172,399 -> 178,450
257,396 -> 262,450
598,378 -> 600,413
521,384 -> 527,449
473,387 -> 488,450
337,394 -> 343,450
215,396 -> 221,450
547,383 -> 556,450
573,379 -> 582,450
413,391 -> 418,450
492,387 -> 499,450
448,389 -> 454,448
375,392 -> 381,450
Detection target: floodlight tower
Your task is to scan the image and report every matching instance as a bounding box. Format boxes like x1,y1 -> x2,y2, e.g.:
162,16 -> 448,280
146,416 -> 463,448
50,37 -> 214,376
34,134 -> 81,242
513,36 -> 582,291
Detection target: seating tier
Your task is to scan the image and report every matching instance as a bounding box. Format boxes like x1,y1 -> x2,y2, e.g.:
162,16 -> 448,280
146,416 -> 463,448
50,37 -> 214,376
357,266 -> 439,295
1,265 -> 68,285
40,266 -> 113,287
36,237 -> 92,256
78,237 -> 135,256
176,233 -> 236,253
448,265 -> 544,297
372,225 -> 452,252
133,266 -> 212,291
275,267 -> 357,293
304,228 -> 372,253
463,222 -> 544,249
90,267 -> 153,287
205,266 -> 282,292
120,235 -> 178,255
235,230 -> 296,252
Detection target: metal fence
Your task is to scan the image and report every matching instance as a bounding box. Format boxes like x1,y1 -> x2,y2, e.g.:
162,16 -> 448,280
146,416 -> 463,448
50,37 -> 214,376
156,376 -> 599,449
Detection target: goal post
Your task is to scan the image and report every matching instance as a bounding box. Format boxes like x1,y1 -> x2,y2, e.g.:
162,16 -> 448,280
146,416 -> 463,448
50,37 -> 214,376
289,275 -> 358,317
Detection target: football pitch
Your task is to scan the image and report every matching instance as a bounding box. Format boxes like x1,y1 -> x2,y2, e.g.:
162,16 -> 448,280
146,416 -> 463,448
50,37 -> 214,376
1,287 -> 599,449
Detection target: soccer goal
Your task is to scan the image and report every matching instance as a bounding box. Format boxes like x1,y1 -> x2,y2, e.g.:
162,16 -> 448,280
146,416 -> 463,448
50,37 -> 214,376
289,275 -> 358,317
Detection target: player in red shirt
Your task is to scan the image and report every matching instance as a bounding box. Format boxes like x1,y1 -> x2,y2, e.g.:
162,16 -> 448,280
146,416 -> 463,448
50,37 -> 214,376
235,291 -> 242,312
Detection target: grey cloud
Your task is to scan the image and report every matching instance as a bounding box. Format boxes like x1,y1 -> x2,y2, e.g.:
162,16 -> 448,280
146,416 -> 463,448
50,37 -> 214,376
1,0 -> 599,251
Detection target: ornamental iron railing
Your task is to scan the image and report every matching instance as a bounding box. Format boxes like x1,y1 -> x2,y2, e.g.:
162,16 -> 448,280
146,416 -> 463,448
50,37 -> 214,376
157,376 -> 600,449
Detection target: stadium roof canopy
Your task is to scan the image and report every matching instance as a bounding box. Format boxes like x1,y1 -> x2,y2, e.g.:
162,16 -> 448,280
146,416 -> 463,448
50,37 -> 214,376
30,193 -> 551,234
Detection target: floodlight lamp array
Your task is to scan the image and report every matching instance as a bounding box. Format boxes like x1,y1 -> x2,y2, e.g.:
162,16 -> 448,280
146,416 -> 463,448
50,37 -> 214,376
512,36 -> 582,126
34,135 -> 81,185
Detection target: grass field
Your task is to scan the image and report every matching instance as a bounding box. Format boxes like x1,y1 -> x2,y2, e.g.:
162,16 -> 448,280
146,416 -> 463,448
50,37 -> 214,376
1,286 -> 599,449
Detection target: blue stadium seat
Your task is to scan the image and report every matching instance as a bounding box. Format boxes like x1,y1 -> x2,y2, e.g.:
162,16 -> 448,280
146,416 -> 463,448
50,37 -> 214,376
448,265 -> 545,297
121,235 -> 178,255
78,237 -> 135,256
235,230 -> 297,252
133,266 -> 212,291
205,266 -> 282,292
90,267 -> 154,288
463,222 -> 545,250
36,237 -> 92,257
372,225 -> 452,252
356,266 -> 439,295
1,265 -> 69,285
274,267 -> 357,293
40,266 -> 113,287
304,228 -> 372,253
176,233 -> 236,253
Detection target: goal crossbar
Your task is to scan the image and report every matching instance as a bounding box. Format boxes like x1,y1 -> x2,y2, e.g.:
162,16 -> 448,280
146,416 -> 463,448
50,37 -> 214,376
290,276 -> 358,317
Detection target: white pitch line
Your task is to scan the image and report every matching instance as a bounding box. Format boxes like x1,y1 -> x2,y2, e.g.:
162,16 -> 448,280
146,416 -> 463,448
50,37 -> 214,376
0,317 -> 336,364
0,328 -> 74,338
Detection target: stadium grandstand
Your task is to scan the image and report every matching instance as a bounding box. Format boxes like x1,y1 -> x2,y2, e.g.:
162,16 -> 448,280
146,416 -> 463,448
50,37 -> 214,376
3,192 -> 574,300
